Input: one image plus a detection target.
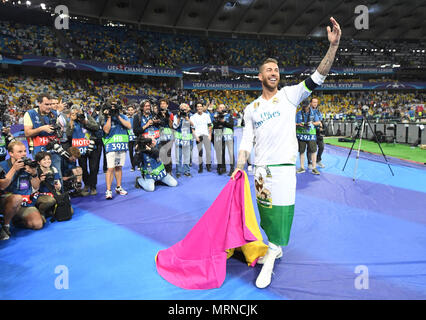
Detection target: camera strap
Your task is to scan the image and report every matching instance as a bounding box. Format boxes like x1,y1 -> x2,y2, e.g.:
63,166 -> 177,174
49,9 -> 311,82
36,109 -> 53,126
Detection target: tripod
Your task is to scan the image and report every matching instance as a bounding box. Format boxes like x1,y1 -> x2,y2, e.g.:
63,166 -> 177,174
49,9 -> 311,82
342,113 -> 394,181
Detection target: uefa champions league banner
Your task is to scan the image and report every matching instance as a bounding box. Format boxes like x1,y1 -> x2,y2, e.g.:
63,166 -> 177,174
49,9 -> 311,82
183,81 -> 262,91
181,64 -> 395,75
0,55 -> 182,77
184,81 -> 426,91
318,82 -> 426,90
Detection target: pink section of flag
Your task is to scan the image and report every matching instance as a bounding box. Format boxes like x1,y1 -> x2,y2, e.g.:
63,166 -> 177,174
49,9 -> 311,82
155,171 -> 258,290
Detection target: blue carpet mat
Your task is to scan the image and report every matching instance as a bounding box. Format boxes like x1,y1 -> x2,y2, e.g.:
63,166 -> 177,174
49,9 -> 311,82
1,129 -> 425,299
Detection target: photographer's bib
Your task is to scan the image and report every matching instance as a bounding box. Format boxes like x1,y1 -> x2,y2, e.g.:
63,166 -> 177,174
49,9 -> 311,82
174,127 -> 192,147
72,138 -> 91,155
128,129 -> 136,142
223,128 -> 234,142
159,127 -> 173,142
296,110 -> 317,141
72,124 -> 91,155
25,108 -> 59,154
143,127 -> 160,140
103,134 -> 129,153
296,125 -> 317,141
0,136 -> 7,156
141,153 -> 166,181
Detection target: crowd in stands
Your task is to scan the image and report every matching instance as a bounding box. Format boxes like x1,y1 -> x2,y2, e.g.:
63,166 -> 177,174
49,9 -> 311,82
1,19 -> 425,69
0,20 -> 61,57
1,72 -> 424,126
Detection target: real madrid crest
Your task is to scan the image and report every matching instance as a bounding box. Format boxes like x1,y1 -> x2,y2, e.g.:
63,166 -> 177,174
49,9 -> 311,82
272,97 -> 279,104
254,102 -> 259,109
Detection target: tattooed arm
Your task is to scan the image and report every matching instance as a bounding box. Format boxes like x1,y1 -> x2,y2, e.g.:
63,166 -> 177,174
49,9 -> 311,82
236,150 -> 250,170
317,17 -> 341,76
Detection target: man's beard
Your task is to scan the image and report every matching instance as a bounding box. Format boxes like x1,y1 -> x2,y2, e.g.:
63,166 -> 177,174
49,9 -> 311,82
262,77 -> 278,91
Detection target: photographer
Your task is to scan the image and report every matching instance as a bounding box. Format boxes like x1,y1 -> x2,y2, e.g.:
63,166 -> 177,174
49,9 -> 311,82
23,94 -> 63,179
61,146 -> 83,196
296,102 -> 321,175
135,136 -> 177,192
101,101 -> 131,200
213,103 -> 235,176
173,103 -> 194,178
0,141 -> 45,238
156,99 -> 174,174
127,105 -> 137,172
0,126 -> 16,162
32,151 -> 61,219
190,102 -> 212,173
133,100 -> 161,139
91,103 -> 107,187
66,105 -> 100,196
307,98 -> 326,169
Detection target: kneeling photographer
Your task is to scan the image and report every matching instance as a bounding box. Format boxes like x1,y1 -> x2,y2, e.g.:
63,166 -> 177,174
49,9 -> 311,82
32,151 -> 66,220
0,141 -> 46,239
66,105 -> 100,196
134,136 -> 177,192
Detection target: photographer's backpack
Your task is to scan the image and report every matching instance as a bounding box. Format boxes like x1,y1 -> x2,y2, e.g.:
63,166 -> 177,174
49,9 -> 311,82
51,191 -> 73,222
43,181 -> 73,222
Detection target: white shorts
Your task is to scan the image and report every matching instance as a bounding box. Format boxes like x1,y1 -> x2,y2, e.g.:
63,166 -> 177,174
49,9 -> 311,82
106,151 -> 126,169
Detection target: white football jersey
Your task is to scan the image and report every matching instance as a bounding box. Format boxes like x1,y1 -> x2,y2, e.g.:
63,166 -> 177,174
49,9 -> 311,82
239,81 -> 313,166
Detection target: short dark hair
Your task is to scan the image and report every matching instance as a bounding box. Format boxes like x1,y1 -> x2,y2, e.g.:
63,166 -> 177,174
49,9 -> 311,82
159,98 -> 168,105
36,94 -> 52,104
35,151 -> 51,163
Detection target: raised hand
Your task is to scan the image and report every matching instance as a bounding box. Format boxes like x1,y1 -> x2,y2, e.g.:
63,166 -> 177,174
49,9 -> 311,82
327,17 -> 341,47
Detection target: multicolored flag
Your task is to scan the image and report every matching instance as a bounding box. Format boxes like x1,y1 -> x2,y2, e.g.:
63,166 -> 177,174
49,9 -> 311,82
155,170 -> 267,290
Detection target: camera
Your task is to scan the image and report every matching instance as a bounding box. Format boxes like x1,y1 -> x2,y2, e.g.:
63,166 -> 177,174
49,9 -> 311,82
87,139 -> 96,154
216,111 -> 225,120
107,101 -> 123,117
76,113 -> 86,123
37,167 -> 55,185
178,110 -> 188,118
45,140 -> 71,160
63,175 -> 82,192
136,136 -> 153,152
20,157 -> 38,168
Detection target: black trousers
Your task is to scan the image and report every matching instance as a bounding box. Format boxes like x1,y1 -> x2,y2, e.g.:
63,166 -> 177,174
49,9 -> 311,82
128,141 -> 136,169
79,141 -> 103,189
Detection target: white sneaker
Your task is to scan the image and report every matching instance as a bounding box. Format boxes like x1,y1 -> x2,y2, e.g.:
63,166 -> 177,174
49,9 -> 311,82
105,190 -> 113,200
255,247 -> 281,288
317,162 -> 325,168
115,186 -> 128,195
308,164 -> 313,170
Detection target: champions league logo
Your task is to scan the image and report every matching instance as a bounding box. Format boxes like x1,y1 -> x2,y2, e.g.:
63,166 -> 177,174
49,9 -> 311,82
201,65 -> 219,72
385,82 -> 406,89
43,59 -> 77,69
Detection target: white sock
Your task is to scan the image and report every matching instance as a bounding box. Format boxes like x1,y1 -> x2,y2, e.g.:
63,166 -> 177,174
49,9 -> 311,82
268,242 -> 280,251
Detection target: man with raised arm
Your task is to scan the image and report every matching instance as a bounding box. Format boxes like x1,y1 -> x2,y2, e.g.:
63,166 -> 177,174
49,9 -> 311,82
232,17 -> 341,288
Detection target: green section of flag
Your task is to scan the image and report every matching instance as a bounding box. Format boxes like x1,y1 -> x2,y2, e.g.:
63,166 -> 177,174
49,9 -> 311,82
257,203 -> 295,246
